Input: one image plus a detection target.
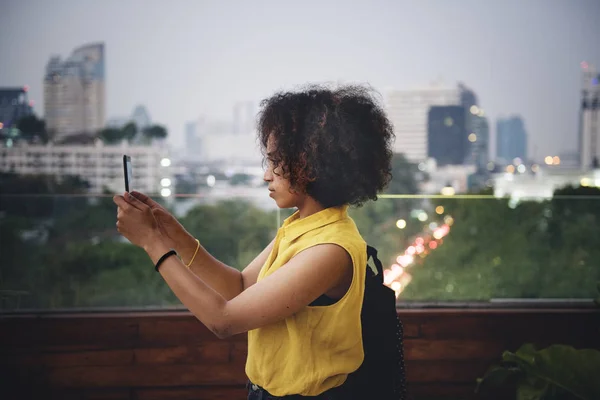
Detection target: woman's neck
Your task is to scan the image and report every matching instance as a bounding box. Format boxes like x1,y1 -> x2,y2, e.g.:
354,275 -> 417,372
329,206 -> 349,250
295,196 -> 326,219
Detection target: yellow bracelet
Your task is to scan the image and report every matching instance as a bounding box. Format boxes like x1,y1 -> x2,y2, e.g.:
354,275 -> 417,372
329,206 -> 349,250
186,238 -> 200,268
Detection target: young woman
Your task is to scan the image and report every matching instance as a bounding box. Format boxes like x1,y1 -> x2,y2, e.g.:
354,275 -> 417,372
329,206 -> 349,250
113,84 -> 394,399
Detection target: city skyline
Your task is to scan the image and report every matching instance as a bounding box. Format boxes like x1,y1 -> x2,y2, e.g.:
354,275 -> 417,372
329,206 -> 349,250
1,0 -> 600,159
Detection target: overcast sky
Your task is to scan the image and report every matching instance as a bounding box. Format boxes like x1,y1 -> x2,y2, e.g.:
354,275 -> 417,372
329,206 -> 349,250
1,0 -> 599,159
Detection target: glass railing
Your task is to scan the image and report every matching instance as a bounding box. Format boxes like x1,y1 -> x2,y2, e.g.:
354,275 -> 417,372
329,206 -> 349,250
353,194 -> 600,303
1,191 -> 599,311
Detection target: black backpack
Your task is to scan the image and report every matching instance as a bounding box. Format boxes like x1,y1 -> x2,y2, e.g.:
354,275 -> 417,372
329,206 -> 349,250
341,245 -> 408,399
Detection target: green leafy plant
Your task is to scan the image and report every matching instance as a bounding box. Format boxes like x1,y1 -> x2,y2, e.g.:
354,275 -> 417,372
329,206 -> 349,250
477,344 -> 600,399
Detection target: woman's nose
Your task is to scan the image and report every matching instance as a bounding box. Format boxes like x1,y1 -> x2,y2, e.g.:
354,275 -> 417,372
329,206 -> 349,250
263,168 -> 273,182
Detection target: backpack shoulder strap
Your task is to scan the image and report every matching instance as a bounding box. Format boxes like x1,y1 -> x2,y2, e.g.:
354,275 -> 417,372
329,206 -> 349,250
366,245 -> 384,284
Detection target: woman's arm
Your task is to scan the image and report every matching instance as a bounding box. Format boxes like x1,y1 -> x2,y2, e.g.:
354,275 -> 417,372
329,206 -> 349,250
128,191 -> 273,300
114,192 -> 350,339
145,237 -> 352,339
174,232 -> 274,300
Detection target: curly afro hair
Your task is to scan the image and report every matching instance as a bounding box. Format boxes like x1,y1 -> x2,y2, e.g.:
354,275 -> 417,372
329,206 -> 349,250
258,84 -> 394,208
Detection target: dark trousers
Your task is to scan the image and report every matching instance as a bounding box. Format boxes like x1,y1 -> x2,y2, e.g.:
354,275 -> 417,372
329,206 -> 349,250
246,380 -> 347,400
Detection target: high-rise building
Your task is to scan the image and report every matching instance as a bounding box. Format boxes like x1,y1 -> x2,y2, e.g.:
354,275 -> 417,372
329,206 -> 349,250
459,83 -> 478,112
44,43 -> 105,141
185,121 -> 202,159
130,105 -> 152,131
427,106 -> 468,166
0,86 -> 34,130
386,85 -> 461,162
579,63 -> 600,170
467,114 -> 490,170
233,101 -> 255,135
496,116 -> 527,164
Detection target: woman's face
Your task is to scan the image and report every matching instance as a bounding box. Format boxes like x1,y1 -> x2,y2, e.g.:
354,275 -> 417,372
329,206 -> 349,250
263,136 -> 304,209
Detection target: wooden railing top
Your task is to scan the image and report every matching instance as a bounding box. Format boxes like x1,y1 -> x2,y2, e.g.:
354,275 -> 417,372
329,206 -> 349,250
1,304 -> 598,319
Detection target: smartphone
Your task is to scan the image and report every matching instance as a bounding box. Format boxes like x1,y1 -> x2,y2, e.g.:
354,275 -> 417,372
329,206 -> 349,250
123,155 -> 132,192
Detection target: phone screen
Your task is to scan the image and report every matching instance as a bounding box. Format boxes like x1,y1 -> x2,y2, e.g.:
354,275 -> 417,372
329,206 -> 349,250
123,155 -> 132,192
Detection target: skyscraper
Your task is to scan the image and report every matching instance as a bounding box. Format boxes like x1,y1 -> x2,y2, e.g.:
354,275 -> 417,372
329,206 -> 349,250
185,121 -> 201,159
0,86 -> 33,130
233,101 -> 255,135
131,105 -> 152,131
427,105 -> 468,166
386,85 -> 461,162
579,63 -> 600,170
459,83 -> 489,169
44,43 -> 105,141
496,116 -> 527,163
468,115 -> 490,170
459,83 -> 478,112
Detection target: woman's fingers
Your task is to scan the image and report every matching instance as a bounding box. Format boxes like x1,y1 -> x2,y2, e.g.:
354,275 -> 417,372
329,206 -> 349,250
131,191 -> 161,209
113,195 -> 131,211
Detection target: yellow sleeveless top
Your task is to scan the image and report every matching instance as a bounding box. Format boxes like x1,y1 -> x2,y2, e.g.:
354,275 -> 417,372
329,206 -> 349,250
245,205 -> 367,397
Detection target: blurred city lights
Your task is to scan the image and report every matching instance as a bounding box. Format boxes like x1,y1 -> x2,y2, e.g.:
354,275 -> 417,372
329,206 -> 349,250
544,156 -> 554,165
440,186 -> 455,196
487,162 -> 495,171
385,217 -> 454,297
552,156 -> 561,165
396,219 -> 407,229
0,122 -> 3,129
468,133 -> 477,142
384,271 -> 395,285
160,188 -> 171,197
531,164 -> 540,173
433,225 -> 450,240
160,178 -> 171,187
391,264 -> 403,274
160,157 -> 171,167
207,175 -> 216,187
506,165 -> 515,173
517,164 -> 526,173
470,105 -> 479,115
417,212 -> 428,221
435,205 -> 444,215
396,254 -> 414,267
580,177 -> 592,187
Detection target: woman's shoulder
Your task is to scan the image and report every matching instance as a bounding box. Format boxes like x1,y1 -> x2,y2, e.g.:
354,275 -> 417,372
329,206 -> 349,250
308,218 -> 366,253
